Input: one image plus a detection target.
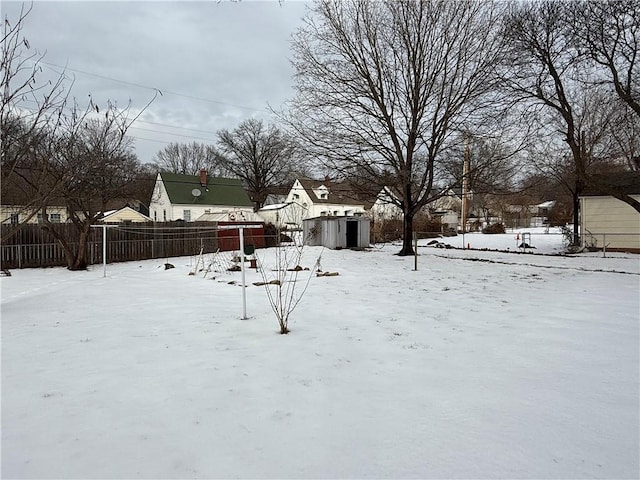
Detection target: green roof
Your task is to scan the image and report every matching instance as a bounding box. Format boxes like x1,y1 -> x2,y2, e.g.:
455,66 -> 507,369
160,172 -> 253,207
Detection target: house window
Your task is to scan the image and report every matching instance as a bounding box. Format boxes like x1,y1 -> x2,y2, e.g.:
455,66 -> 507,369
183,210 -> 191,222
50,213 -> 61,223
163,210 -> 167,221
37,213 -> 48,223
9,213 -> 19,225
154,211 -> 157,221
333,210 -> 339,216
321,193 -> 328,199
293,193 -> 300,200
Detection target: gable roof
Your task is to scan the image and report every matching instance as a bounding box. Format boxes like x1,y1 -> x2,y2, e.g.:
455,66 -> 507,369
101,206 -> 152,223
296,179 -> 365,206
159,172 -> 253,207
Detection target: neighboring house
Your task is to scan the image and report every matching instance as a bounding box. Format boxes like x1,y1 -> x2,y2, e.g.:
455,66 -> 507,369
149,170 -> 254,222
0,169 -> 68,225
370,187 -> 403,221
0,205 -> 68,225
580,176 -> 640,253
258,178 -> 366,229
499,199 -> 558,229
532,200 -> 556,227
196,211 -> 264,223
303,216 -> 371,249
100,207 -> 152,224
429,188 -> 462,230
256,202 -> 302,229
370,186 -> 460,230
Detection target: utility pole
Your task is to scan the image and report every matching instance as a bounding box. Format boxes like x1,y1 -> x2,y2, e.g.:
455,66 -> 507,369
461,131 -> 470,234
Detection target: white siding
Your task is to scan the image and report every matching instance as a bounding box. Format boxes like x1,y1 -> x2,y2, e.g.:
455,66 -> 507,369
101,207 -> 151,223
283,179 -> 366,227
0,205 -> 68,224
580,195 -> 640,251
149,173 -> 254,222
149,174 -> 173,221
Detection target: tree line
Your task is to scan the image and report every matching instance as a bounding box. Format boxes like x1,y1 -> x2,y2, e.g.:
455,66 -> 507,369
2,0 -> 639,268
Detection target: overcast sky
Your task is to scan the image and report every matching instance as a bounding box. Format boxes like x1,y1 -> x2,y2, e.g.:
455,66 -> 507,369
4,0 -> 311,164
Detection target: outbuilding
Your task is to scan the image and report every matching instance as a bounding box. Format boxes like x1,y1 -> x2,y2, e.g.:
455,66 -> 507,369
579,174 -> 640,253
303,216 -> 370,249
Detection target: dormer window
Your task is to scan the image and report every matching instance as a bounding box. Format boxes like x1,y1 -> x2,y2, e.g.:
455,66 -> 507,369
313,184 -> 329,200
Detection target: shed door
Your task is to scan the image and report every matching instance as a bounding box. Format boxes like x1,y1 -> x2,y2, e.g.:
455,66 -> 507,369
346,221 -> 358,248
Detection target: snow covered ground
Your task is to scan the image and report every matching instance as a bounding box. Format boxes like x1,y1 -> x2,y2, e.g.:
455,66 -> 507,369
2,227 -> 639,479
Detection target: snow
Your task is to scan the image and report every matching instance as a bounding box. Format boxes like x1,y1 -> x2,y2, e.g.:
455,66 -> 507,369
2,227 -> 639,478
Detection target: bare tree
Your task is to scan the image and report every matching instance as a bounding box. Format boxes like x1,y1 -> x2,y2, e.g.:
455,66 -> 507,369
441,132 -> 523,196
255,232 -> 319,334
43,102 -> 144,270
283,0 -> 506,255
1,3 -> 71,238
571,0 -> 640,117
608,105 -> 640,171
501,0 -> 640,246
152,141 -> 222,176
217,118 -> 297,210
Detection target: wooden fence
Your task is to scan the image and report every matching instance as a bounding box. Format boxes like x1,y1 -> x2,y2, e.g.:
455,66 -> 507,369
1,221 -> 268,269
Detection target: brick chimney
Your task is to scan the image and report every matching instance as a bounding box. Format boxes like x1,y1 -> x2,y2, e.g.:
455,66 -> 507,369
199,169 -> 207,187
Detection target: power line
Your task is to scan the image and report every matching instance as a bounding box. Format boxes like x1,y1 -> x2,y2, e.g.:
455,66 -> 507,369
38,60 -> 272,114
128,125 -> 216,143
12,101 -> 219,146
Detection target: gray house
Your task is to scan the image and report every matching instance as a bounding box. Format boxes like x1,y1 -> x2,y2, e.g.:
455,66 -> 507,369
303,216 -> 370,249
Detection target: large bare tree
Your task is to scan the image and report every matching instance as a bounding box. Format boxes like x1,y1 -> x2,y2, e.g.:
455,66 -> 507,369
216,118 -> 297,210
283,0 -> 506,255
152,141 -> 222,176
571,0 -> 640,118
501,0 -> 640,246
42,102 -> 143,270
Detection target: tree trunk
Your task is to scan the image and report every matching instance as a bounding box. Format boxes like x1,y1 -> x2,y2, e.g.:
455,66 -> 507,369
69,225 -> 91,270
398,212 -> 415,256
571,189 -> 580,246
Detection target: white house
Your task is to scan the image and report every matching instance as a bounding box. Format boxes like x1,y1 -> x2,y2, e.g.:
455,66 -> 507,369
257,179 -> 366,229
149,170 -> 254,222
0,205 -> 68,225
370,187 -> 404,221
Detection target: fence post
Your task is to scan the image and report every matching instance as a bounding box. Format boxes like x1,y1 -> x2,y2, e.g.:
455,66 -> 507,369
413,231 -> 418,271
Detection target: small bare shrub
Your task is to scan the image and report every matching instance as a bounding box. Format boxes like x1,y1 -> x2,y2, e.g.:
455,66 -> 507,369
482,223 -> 506,234
255,233 -> 319,334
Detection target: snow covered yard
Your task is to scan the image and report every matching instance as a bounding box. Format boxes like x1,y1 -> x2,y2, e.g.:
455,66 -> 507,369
2,230 -> 639,479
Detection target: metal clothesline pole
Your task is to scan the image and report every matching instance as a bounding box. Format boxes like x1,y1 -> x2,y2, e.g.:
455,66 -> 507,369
239,227 -> 247,320
90,224 -> 116,278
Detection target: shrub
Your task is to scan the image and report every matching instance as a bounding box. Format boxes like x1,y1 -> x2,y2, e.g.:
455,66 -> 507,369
371,214 -> 444,243
482,223 -> 506,234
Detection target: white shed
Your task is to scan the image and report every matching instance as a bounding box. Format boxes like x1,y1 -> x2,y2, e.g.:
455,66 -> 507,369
580,194 -> 640,252
303,216 -> 370,249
